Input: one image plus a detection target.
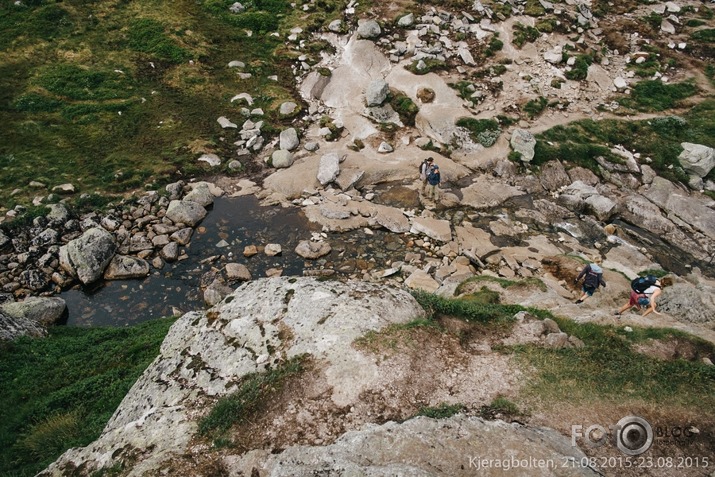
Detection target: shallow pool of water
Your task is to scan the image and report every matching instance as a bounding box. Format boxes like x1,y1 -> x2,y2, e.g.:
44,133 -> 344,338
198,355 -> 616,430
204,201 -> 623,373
62,196 -> 318,326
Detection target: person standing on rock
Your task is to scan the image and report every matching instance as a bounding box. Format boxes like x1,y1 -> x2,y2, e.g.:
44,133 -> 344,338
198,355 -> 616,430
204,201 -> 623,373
574,256 -> 606,304
419,157 -> 434,194
426,163 -> 441,201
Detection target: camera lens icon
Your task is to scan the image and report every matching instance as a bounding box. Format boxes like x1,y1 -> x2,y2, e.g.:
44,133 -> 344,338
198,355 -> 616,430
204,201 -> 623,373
616,416 -> 653,455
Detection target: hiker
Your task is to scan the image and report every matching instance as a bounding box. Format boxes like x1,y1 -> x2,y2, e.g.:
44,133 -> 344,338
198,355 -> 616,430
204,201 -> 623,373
419,157 -> 434,194
574,256 -> 606,304
615,276 -> 672,317
426,163 -> 441,200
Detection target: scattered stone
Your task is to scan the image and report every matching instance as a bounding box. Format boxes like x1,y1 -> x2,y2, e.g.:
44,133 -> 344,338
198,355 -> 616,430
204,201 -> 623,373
171,228 -> 194,246
279,101 -> 298,115
366,79 -> 389,107
104,255 -> 150,280
52,183 -> 75,194
217,116 -> 237,129
295,240 -> 331,259
317,153 -> 341,185
357,19 -> 381,39
678,143 -> 715,178
161,242 -> 179,262
279,128 -> 300,151
243,245 -> 259,257
226,263 -> 252,281
166,200 -> 207,227
265,244 -> 282,256
271,150 -> 294,169
197,153 -> 222,167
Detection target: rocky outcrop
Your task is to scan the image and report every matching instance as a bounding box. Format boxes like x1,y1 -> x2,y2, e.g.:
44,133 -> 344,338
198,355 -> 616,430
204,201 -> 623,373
165,200 -> 207,227
59,227 -> 117,285
41,278 -> 426,476
227,415 -> 599,476
0,296 -> 67,341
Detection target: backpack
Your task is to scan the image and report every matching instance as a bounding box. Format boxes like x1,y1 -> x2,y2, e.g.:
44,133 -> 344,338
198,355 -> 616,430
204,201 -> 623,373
419,160 -> 430,174
630,275 -> 659,293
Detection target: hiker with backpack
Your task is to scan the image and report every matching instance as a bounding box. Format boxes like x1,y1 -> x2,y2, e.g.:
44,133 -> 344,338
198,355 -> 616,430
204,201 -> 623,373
574,256 -> 606,304
615,276 -> 672,317
419,157 -> 434,194
426,163 -> 441,201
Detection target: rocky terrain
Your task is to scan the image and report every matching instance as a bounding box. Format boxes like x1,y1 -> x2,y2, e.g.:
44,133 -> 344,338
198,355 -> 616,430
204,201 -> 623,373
1,0 -> 715,475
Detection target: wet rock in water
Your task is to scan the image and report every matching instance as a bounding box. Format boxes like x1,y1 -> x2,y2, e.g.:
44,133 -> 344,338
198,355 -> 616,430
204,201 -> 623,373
243,245 -> 259,257
170,228 -> 193,246
59,227 -> 117,285
104,255 -> 150,280
374,207 -> 410,233
295,240 -> 332,259
166,200 -> 207,227
265,267 -> 283,277
161,242 -> 179,262
264,244 -> 282,256
226,263 -> 252,281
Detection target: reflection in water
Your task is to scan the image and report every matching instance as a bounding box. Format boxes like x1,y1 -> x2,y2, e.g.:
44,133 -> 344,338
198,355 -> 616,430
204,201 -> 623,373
62,196 -> 316,327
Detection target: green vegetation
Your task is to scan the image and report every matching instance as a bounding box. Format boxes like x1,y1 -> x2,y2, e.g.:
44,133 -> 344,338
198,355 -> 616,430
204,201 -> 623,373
0,0 -> 318,205
512,22 -> 540,48
389,93 -> 419,127
198,355 -> 307,441
524,0 -> 546,17
523,96 -> 548,119
485,34 -> 504,57
456,117 -> 501,147
354,320 -> 441,353
620,80 -> 698,111
509,319 -> 715,408
455,276 -> 548,295
0,318 -> 175,477
478,396 -> 523,419
407,58 -> 448,75
565,54 -> 593,81
534,100 -> 715,182
411,290 -> 553,323
416,403 -> 465,419
637,269 -> 669,278
692,28 -> 715,43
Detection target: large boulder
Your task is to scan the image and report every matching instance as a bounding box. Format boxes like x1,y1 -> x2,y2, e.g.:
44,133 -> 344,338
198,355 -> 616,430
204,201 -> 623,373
357,19 -> 381,39
510,129 -> 536,163
1,297 -> 66,328
678,143 -> 715,178
103,255 -> 151,280
279,128 -> 299,151
271,150 -> 294,169
365,79 -> 389,107
317,152 -> 341,185
165,200 -> 207,227
40,278 -> 426,475
59,227 -> 117,285
226,415 -> 599,476
0,311 -> 46,341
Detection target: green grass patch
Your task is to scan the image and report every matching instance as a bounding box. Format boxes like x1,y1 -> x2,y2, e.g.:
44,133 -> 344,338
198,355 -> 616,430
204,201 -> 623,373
485,34 -> 504,56
512,22 -> 540,48
565,54 -> 593,81
411,290 -> 553,323
406,58 -> 447,75
455,276 -> 548,295
523,96 -> 548,119
354,320 -> 442,353
620,80 -> 698,112
509,319 -> 715,408
0,318 -> 175,477
456,117 -> 501,147
389,93 -> 419,127
692,28 -> 715,43
416,403 -> 465,419
478,396 -> 524,420
198,355 -> 307,440
128,19 -> 191,64
534,101 -> 715,182
636,268 -> 668,278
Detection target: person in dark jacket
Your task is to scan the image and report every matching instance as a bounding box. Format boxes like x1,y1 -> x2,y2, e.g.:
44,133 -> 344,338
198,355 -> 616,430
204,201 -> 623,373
574,256 -> 606,304
426,164 -> 441,200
